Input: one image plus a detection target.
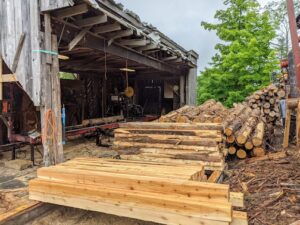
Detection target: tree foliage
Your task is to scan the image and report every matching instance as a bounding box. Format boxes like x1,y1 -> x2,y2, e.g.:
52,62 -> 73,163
265,0 -> 300,59
198,0 -> 278,107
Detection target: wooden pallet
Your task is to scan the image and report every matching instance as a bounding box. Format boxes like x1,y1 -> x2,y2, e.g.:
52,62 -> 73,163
29,158 -> 247,225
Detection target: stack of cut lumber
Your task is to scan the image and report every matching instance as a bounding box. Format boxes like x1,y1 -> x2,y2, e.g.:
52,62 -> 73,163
113,122 -> 225,170
29,158 -> 247,225
158,99 -> 228,123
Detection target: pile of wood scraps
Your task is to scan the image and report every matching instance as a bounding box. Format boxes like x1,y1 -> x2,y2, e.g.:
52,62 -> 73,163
113,122 -> 226,171
29,158 -> 247,225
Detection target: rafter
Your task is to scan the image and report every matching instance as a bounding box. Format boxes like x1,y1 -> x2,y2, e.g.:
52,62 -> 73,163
94,23 -> 122,34
162,56 -> 178,62
68,27 -> 91,51
107,29 -> 133,46
52,4 -> 89,19
76,15 -> 108,27
136,43 -> 159,52
118,39 -> 150,47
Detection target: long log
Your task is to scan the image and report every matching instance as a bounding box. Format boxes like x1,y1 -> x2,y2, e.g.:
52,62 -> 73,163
224,107 -> 252,136
120,122 -> 223,131
252,122 -> 265,147
235,109 -> 260,145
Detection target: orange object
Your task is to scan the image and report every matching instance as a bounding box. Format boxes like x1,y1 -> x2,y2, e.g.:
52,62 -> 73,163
2,101 -> 9,113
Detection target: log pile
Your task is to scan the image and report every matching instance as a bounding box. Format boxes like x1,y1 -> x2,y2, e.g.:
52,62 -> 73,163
29,158 -> 247,225
246,84 -> 285,126
113,122 -> 226,170
223,84 -> 285,159
158,99 -> 228,123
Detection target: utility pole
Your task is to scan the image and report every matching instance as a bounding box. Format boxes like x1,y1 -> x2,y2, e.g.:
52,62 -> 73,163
286,0 -> 300,90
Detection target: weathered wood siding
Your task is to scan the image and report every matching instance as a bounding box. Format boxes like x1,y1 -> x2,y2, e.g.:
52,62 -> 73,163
0,0 -> 42,106
40,0 -> 74,12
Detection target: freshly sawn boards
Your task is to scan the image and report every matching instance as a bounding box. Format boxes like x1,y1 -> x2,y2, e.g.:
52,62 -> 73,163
29,158 -> 246,225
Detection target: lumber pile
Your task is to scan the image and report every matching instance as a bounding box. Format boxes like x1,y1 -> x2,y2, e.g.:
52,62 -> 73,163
158,99 -> 228,123
29,158 -> 247,225
113,122 -> 226,170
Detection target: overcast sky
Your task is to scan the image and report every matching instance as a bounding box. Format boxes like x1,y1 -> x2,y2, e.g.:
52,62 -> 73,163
117,0 -> 274,72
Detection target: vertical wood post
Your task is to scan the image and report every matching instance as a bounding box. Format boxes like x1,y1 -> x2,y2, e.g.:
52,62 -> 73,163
180,75 -> 185,106
0,56 -> 3,101
286,0 -> 300,91
41,14 -> 63,166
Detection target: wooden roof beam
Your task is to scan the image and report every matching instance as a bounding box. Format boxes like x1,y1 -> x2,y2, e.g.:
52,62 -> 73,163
162,56 -> 178,62
118,39 -> 150,47
76,14 -> 108,27
94,23 -> 122,34
136,43 -> 159,52
52,4 -> 89,19
68,27 -> 91,50
107,29 -> 134,46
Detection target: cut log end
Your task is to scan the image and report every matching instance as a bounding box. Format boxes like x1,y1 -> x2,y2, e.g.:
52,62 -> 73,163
253,147 -> 266,157
228,146 -> 237,155
236,149 -> 247,159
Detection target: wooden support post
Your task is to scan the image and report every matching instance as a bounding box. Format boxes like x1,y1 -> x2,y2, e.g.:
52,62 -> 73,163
51,35 -> 64,163
283,108 -> 291,148
180,75 -> 185,106
297,101 -> 300,147
0,55 -> 2,101
41,14 -> 64,166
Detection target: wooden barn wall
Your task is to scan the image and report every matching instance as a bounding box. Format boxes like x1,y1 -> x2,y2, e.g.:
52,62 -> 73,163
0,0 -> 42,106
40,0 -> 74,12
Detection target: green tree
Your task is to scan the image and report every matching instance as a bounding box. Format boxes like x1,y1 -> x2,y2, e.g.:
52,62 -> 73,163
265,0 -> 300,59
198,0 -> 278,107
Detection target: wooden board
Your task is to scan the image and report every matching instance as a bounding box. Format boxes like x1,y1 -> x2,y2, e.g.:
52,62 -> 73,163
28,158 -> 243,225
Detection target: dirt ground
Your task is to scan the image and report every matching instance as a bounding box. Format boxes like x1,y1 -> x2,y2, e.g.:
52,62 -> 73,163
1,138 -> 300,225
24,206 -> 158,225
225,147 -> 300,225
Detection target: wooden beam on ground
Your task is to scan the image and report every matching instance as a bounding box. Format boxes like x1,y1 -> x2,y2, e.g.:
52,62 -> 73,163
76,14 -> 107,27
208,170 -> 222,183
93,22 -> 121,34
68,27 -> 91,51
107,29 -> 133,46
11,33 -> 26,73
0,202 -> 54,225
118,39 -> 149,47
230,192 -> 244,208
52,4 -> 89,19
231,211 -> 248,225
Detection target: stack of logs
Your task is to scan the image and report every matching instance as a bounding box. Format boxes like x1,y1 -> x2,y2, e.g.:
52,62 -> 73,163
246,84 -> 285,126
224,84 -> 285,159
158,100 -> 228,123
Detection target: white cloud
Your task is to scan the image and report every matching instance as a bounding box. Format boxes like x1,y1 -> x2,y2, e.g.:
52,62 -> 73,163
117,0 -> 275,72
